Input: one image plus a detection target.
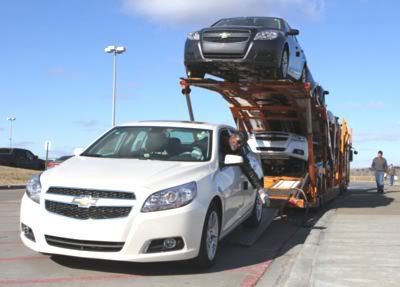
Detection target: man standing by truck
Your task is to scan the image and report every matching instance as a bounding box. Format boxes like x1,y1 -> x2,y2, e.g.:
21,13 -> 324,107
387,164 -> 396,186
371,151 -> 388,193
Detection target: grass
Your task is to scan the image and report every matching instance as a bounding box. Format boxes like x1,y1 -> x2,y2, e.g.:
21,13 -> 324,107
0,165 -> 40,185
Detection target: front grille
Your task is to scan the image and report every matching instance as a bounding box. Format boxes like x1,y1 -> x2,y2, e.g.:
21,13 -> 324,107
203,36 -> 248,43
45,201 -> 132,220
202,30 -> 250,43
47,187 -> 135,200
256,136 -> 288,141
256,147 -> 286,152
45,235 -> 124,252
202,53 -> 245,59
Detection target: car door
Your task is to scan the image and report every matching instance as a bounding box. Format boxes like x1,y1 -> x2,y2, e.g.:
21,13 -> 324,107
285,23 -> 303,78
214,129 -> 245,233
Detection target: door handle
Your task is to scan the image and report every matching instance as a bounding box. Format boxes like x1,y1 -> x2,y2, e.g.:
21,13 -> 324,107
243,181 -> 249,190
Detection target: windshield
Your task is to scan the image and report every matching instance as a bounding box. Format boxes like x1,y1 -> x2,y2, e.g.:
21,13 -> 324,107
82,126 -> 212,162
212,17 -> 282,29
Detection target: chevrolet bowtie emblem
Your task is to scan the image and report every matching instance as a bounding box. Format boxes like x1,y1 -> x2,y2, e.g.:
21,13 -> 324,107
220,32 -> 231,39
72,196 -> 98,208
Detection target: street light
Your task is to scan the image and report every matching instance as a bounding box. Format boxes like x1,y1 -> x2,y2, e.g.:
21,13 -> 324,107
104,45 -> 126,127
6,117 -> 16,149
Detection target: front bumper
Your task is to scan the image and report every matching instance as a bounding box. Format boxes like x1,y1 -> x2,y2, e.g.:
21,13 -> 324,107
20,194 -> 206,262
184,39 -> 284,73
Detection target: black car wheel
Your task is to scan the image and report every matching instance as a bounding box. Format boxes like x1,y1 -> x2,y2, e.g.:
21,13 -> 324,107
278,49 -> 289,79
195,202 -> 220,268
300,65 -> 308,83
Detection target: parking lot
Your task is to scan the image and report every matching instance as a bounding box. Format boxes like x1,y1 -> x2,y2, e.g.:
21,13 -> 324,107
0,188 -> 315,287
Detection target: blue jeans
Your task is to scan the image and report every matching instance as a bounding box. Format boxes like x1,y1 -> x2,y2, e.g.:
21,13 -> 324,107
390,175 -> 394,186
375,171 -> 385,189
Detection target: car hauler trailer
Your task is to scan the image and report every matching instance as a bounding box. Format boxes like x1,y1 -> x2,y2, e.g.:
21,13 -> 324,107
179,78 -> 355,211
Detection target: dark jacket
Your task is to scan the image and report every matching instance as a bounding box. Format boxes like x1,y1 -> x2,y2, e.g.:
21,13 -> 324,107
371,157 -> 388,172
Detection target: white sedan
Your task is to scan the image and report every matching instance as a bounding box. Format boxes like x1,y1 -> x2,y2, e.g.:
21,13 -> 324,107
20,121 -> 263,267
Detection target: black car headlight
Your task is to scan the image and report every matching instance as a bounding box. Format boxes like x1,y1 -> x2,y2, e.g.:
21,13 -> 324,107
187,31 -> 200,41
26,174 -> 42,204
141,182 -> 197,212
254,31 -> 279,40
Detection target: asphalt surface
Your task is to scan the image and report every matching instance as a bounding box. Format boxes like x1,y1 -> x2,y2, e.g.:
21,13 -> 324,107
1,182 -> 393,287
263,181 -> 400,287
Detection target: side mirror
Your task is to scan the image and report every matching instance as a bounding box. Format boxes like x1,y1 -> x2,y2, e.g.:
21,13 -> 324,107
224,154 -> 244,166
287,29 -> 299,36
354,150 -> 358,155
323,90 -> 330,95
34,155 -> 38,159
73,148 -> 84,156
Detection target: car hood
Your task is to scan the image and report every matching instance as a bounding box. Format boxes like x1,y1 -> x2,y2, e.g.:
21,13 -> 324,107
41,156 -> 211,196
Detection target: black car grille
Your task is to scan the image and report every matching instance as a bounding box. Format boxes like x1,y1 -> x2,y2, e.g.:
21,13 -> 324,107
202,30 -> 250,43
45,235 -> 124,252
47,187 -> 135,200
45,201 -> 132,220
202,53 -> 245,59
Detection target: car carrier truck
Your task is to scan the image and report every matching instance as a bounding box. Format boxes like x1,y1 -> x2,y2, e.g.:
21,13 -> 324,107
179,78 -> 355,212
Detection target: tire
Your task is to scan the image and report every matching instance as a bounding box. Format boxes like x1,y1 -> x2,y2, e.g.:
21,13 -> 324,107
300,65 -> 307,83
195,202 -> 220,268
186,69 -> 205,79
278,48 -> 289,79
244,192 -> 263,227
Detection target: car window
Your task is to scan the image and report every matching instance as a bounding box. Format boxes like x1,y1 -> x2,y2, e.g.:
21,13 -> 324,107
213,17 -> 282,29
83,126 -> 212,162
25,151 -> 34,160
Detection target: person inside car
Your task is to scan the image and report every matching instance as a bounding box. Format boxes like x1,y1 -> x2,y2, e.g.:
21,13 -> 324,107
223,131 -> 269,206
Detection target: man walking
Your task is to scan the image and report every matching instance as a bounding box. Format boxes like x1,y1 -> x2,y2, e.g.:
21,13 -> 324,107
387,164 -> 396,186
371,151 -> 388,193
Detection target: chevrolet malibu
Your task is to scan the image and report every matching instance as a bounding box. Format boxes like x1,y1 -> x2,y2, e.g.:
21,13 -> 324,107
185,16 -> 311,81
20,121 -> 263,267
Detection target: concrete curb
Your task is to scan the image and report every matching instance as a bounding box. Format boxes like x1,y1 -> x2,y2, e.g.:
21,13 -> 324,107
283,209 -> 336,287
0,185 -> 25,190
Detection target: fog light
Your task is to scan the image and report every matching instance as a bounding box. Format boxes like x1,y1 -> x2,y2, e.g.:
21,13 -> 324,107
293,149 -> 305,155
163,238 -> 177,249
146,237 -> 184,253
21,223 -> 36,242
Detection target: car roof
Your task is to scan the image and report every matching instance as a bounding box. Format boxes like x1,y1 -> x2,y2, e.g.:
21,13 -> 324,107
118,120 -> 234,131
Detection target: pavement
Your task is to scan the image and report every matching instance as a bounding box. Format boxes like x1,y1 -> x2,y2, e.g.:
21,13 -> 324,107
2,182 -> 400,286
259,181 -> 400,287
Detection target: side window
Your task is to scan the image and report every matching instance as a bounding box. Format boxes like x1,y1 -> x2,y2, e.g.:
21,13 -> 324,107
25,151 -> 34,161
15,150 -> 25,160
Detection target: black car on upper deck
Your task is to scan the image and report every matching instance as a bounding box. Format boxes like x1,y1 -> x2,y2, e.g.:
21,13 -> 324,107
184,17 -> 312,82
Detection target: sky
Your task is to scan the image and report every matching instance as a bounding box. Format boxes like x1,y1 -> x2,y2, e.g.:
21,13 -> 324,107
0,0 -> 399,167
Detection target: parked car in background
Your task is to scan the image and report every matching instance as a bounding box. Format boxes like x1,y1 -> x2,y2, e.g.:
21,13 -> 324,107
185,16 -> 311,82
47,155 -> 74,169
21,121 -> 264,267
0,148 -> 45,170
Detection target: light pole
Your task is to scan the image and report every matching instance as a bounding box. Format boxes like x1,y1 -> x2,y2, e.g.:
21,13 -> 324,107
6,117 -> 16,149
104,45 -> 126,127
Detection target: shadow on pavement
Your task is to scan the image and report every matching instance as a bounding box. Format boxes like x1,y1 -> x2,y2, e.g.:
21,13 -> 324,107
49,183 -> 396,276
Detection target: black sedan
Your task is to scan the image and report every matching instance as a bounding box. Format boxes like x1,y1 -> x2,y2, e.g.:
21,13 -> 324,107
184,17 -> 311,81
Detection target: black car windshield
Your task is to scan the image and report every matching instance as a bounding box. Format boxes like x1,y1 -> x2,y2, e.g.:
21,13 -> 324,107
82,126 -> 212,162
213,17 -> 282,29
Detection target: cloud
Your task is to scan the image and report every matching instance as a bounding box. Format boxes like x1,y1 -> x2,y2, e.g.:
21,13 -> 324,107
121,0 -> 325,25
14,141 -> 35,148
354,132 -> 400,143
76,120 -> 100,129
340,100 -> 385,110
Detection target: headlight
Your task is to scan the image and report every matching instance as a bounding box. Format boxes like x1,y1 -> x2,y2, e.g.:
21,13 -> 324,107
254,31 -> 279,40
142,182 -> 197,213
26,174 -> 41,204
187,31 -> 200,41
